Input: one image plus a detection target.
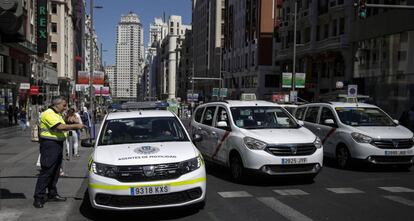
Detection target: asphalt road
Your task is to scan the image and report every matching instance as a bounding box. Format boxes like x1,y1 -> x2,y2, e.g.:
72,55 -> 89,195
1,122 -> 413,221
66,118 -> 414,221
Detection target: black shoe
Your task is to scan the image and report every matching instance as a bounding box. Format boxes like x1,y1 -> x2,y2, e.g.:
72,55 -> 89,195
33,200 -> 44,208
48,194 -> 67,202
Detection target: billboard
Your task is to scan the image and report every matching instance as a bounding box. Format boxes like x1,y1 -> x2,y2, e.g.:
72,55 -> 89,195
77,71 -> 104,84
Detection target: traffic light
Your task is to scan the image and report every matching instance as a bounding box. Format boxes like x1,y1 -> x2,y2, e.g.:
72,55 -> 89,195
359,0 -> 367,19
354,0 -> 360,7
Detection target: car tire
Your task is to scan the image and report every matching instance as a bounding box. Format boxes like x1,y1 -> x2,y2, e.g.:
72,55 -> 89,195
336,145 -> 352,169
230,153 -> 245,182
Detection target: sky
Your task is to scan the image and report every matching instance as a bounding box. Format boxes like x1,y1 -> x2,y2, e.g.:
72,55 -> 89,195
90,0 -> 192,66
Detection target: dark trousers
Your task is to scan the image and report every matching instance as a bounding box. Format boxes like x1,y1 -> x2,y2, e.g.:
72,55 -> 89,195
34,139 -> 64,201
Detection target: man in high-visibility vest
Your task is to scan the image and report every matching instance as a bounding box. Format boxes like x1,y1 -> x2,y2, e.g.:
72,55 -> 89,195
33,96 -> 84,208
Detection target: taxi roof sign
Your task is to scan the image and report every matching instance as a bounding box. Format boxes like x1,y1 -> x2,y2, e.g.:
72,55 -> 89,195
120,101 -> 169,110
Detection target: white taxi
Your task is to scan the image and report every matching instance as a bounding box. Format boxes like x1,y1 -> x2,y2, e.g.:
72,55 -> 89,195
190,100 -> 323,181
294,102 -> 414,169
87,110 -> 206,210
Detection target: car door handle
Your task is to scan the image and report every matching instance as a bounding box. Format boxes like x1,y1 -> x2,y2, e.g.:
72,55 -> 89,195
211,131 -> 217,136
317,127 -> 321,130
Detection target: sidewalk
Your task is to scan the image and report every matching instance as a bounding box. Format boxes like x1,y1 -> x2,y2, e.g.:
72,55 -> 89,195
0,126 -> 93,221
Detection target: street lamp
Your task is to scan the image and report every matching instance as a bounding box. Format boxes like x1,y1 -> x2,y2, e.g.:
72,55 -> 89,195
292,0 -> 298,91
89,0 -> 103,139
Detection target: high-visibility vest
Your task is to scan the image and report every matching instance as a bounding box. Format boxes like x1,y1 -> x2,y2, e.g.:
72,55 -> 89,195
39,108 -> 67,141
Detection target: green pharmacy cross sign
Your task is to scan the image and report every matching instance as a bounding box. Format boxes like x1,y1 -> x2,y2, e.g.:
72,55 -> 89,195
37,0 -> 48,54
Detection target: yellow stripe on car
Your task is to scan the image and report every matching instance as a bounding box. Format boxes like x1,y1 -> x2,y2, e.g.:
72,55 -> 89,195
89,177 -> 206,190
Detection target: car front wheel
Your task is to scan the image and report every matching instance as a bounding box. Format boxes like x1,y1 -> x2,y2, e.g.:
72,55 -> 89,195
336,145 -> 351,169
230,153 -> 245,182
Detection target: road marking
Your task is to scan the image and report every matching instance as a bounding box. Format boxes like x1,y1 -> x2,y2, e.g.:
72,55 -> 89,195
326,188 -> 364,194
383,195 -> 414,207
379,187 -> 414,193
273,189 -> 309,196
0,209 -> 23,221
257,197 -> 313,221
218,191 -> 252,198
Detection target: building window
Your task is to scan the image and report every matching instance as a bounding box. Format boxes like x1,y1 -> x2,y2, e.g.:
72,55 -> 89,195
339,17 -> 345,35
332,19 -> 337,37
324,24 -> 329,39
52,3 -> 57,14
51,42 -> 57,52
316,25 -> 320,41
264,74 -> 279,88
51,22 -> 57,33
0,55 -> 6,73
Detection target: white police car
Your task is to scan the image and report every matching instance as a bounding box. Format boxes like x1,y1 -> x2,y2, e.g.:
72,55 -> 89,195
190,100 -> 323,181
87,110 -> 206,210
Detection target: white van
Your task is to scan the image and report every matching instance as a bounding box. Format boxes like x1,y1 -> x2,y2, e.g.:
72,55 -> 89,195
294,102 -> 414,169
190,100 -> 323,181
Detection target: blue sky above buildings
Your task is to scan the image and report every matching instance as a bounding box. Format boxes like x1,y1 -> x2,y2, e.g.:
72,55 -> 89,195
90,0 -> 192,66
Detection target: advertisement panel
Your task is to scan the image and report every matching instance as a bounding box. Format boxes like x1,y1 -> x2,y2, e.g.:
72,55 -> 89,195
78,71 -> 105,84
77,71 -> 89,84
93,71 -> 104,85
282,72 -> 292,88
295,73 -> 306,88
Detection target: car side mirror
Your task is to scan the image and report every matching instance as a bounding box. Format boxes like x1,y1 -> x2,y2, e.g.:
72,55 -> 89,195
192,134 -> 202,143
297,120 -> 304,126
217,121 -> 230,130
393,119 -> 399,125
81,140 -> 95,148
324,119 -> 337,127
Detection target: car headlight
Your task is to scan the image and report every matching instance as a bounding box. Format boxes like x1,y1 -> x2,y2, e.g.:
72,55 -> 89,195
314,137 -> 322,149
243,137 -> 267,150
91,162 -> 118,178
351,132 -> 372,143
179,156 -> 202,174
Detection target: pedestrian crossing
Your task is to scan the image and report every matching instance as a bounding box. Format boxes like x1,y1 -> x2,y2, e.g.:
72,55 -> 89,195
219,186 -> 414,198
216,186 -> 414,221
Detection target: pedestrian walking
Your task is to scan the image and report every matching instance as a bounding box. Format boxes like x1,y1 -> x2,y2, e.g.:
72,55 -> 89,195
19,108 -> 27,131
399,105 -> 414,132
13,106 -> 18,125
7,105 -> 13,126
33,96 -> 84,208
80,106 -> 91,139
64,108 -> 81,158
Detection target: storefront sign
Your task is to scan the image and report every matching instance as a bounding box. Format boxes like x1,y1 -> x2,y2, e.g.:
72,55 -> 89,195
37,0 -> 48,54
29,86 -> 40,95
19,83 -> 30,90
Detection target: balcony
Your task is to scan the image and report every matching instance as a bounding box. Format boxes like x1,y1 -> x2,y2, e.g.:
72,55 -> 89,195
4,40 -> 37,55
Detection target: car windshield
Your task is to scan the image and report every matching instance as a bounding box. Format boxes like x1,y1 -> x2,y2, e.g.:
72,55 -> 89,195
335,107 -> 396,127
98,117 -> 189,145
230,106 -> 299,129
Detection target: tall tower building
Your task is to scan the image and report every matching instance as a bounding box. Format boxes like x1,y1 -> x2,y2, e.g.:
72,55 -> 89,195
115,12 -> 144,100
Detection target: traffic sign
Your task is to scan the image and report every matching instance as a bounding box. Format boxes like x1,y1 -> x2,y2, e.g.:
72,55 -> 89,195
348,85 -> 358,97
